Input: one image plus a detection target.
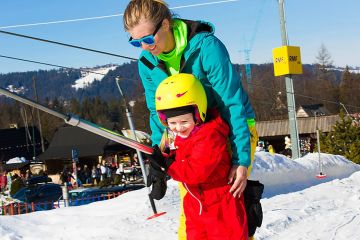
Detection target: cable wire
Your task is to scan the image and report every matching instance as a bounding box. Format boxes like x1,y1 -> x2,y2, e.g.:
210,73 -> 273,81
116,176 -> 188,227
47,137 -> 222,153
0,0 -> 241,29
0,54 -> 110,77
0,30 -> 137,61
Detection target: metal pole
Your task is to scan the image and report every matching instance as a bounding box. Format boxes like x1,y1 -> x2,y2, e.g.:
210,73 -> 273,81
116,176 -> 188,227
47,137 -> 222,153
315,112 -> 323,175
116,77 -> 158,214
278,0 -> 300,159
339,102 -> 350,116
32,77 -> 45,153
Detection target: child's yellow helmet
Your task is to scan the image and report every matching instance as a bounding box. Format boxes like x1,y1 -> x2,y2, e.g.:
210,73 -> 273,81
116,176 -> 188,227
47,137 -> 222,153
155,73 -> 207,126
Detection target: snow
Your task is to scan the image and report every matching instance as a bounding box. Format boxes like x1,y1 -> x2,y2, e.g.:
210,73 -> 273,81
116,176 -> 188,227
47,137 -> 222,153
1,152 -> 360,240
6,85 -> 26,95
6,157 -> 28,164
71,66 -> 117,90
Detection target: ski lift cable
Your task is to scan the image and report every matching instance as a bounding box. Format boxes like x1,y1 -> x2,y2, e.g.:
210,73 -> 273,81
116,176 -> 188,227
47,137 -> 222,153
0,1 -> 243,61
0,30 -> 137,61
1,53 -> 360,112
0,54 -> 109,77
0,0 -> 241,30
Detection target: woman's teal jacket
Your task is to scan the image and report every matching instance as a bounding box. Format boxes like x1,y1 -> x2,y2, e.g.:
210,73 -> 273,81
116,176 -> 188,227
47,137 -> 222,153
137,19 -> 255,167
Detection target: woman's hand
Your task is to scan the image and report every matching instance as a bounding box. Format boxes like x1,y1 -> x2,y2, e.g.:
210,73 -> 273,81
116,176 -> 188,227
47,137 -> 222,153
228,165 -> 247,198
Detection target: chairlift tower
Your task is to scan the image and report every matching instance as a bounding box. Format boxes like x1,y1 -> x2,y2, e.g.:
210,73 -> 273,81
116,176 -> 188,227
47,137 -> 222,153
277,0 -> 301,159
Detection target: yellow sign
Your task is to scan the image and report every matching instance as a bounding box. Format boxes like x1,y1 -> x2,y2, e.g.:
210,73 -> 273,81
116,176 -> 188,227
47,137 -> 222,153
273,46 -> 303,76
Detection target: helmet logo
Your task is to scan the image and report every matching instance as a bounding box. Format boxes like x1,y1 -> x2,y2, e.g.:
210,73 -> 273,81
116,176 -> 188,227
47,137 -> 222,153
176,91 -> 187,98
157,97 -> 161,100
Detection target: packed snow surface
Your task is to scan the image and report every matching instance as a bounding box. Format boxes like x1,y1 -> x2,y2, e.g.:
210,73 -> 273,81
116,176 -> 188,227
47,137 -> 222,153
1,152 -> 360,240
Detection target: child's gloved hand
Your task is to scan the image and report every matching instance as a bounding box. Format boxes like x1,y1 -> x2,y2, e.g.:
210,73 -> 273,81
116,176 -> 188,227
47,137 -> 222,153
146,145 -> 174,200
146,164 -> 167,200
149,145 -> 167,171
149,145 -> 174,171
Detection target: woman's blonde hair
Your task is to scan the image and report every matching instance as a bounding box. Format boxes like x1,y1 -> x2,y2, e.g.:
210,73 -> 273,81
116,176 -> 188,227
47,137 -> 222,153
123,0 -> 172,31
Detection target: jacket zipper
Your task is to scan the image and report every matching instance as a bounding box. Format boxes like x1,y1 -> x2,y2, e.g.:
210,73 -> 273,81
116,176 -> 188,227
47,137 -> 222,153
183,183 -> 203,215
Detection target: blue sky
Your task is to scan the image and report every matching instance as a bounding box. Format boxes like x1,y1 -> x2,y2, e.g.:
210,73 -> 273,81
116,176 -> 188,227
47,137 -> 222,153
0,0 -> 359,73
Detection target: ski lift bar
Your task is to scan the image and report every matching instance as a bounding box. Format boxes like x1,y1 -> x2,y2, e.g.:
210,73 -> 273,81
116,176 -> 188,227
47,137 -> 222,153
0,86 -> 154,155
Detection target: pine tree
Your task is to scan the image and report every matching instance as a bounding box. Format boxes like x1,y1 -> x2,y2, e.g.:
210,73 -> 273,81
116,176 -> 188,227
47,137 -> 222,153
314,44 -> 339,113
320,111 -> 360,163
339,67 -> 360,113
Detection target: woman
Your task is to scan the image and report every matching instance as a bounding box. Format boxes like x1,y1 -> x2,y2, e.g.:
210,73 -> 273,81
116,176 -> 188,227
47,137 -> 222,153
123,0 -> 257,239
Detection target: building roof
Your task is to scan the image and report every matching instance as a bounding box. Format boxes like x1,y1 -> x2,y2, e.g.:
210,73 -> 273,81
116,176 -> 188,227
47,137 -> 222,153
256,115 -> 340,137
0,126 -> 43,163
39,124 -> 132,161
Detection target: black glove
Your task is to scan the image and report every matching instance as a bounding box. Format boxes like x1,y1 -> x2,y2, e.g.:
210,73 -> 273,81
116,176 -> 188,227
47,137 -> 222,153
244,180 -> 264,237
146,145 -> 174,200
149,145 -> 175,171
147,164 -> 167,200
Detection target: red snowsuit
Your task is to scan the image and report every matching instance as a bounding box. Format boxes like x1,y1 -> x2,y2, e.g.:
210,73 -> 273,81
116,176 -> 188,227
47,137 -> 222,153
167,110 -> 248,240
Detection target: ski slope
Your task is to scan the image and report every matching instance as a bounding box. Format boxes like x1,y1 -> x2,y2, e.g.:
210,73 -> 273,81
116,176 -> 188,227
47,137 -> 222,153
1,152 -> 360,240
71,66 -> 117,90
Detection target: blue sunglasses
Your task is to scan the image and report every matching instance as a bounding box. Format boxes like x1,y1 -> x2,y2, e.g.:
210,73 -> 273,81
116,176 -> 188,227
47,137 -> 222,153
129,20 -> 163,48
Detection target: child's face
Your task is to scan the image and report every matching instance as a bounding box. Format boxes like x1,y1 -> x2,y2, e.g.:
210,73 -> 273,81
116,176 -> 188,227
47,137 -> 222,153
167,113 -> 196,138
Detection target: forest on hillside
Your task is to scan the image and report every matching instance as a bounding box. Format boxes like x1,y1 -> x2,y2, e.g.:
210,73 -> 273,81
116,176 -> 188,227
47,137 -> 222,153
0,46 -> 359,142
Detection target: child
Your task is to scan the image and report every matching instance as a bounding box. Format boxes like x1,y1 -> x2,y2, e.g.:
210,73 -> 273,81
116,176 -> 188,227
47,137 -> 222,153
149,73 -> 248,240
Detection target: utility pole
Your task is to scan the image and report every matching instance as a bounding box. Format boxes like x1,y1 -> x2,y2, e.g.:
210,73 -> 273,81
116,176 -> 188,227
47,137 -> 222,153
314,112 -> 326,178
277,0 -> 300,159
33,77 -> 45,153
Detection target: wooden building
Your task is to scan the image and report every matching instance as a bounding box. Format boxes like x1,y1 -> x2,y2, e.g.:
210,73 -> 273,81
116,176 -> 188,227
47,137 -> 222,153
256,115 -> 340,153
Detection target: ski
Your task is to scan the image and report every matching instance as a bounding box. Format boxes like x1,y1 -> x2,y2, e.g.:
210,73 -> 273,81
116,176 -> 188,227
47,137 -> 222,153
0,86 -> 167,219
0,86 -> 154,155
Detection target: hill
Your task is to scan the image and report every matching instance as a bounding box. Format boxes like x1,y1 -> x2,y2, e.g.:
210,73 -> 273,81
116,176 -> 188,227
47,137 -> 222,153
0,62 -> 359,123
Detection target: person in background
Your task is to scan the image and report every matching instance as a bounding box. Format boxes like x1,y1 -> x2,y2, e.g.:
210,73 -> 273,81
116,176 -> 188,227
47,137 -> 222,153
114,163 -> 125,186
0,170 -> 7,194
83,165 -> 91,184
268,145 -> 275,155
96,164 -> 101,184
256,141 -> 265,152
10,174 -> 24,196
6,172 -> 12,194
77,166 -> 85,186
25,170 -> 33,181
60,167 -> 74,187
91,165 -> 100,185
100,160 -> 108,182
132,153 -> 139,166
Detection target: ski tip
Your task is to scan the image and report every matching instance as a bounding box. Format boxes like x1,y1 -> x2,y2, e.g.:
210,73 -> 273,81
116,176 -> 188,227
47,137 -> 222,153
146,211 -> 167,220
316,173 -> 327,179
